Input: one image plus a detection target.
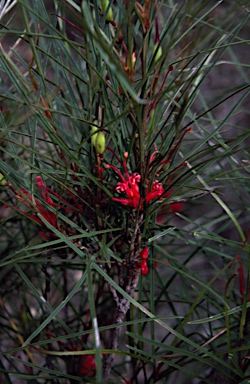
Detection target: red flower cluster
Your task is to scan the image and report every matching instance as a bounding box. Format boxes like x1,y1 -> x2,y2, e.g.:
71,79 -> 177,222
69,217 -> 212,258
105,129 -> 191,211
6,176 -> 79,237
105,152 -> 164,209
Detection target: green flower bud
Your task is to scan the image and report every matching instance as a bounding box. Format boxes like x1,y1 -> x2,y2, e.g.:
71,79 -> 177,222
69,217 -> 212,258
153,44 -> 162,64
101,0 -> 113,21
95,131 -> 106,154
91,121 -> 99,146
162,162 -> 170,172
0,173 -> 6,186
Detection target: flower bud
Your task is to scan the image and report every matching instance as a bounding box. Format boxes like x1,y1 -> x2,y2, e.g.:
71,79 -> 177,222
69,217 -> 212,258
91,121 -> 99,146
95,131 -> 106,154
132,51 -> 136,68
0,173 -> 6,186
140,247 -> 149,260
101,0 -> 113,21
162,162 -> 170,172
153,43 -> 162,64
141,260 -> 149,275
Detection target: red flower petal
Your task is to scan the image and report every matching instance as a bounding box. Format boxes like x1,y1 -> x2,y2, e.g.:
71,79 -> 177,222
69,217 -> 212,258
140,247 -> 149,259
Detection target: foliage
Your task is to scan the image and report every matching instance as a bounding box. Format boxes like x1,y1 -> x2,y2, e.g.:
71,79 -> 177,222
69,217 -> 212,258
0,0 -> 250,382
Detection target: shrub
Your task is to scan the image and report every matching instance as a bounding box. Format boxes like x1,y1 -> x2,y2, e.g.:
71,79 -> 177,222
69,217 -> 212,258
0,1 -> 250,382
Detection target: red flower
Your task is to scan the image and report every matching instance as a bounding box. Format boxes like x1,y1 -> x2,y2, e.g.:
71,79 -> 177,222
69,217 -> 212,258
105,152 -> 164,209
169,201 -> 183,213
78,354 -> 96,377
148,127 -> 191,175
162,190 -> 183,213
6,176 -> 78,232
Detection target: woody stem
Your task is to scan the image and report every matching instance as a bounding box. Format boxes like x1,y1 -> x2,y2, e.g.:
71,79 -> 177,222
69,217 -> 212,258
103,267 -> 140,380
